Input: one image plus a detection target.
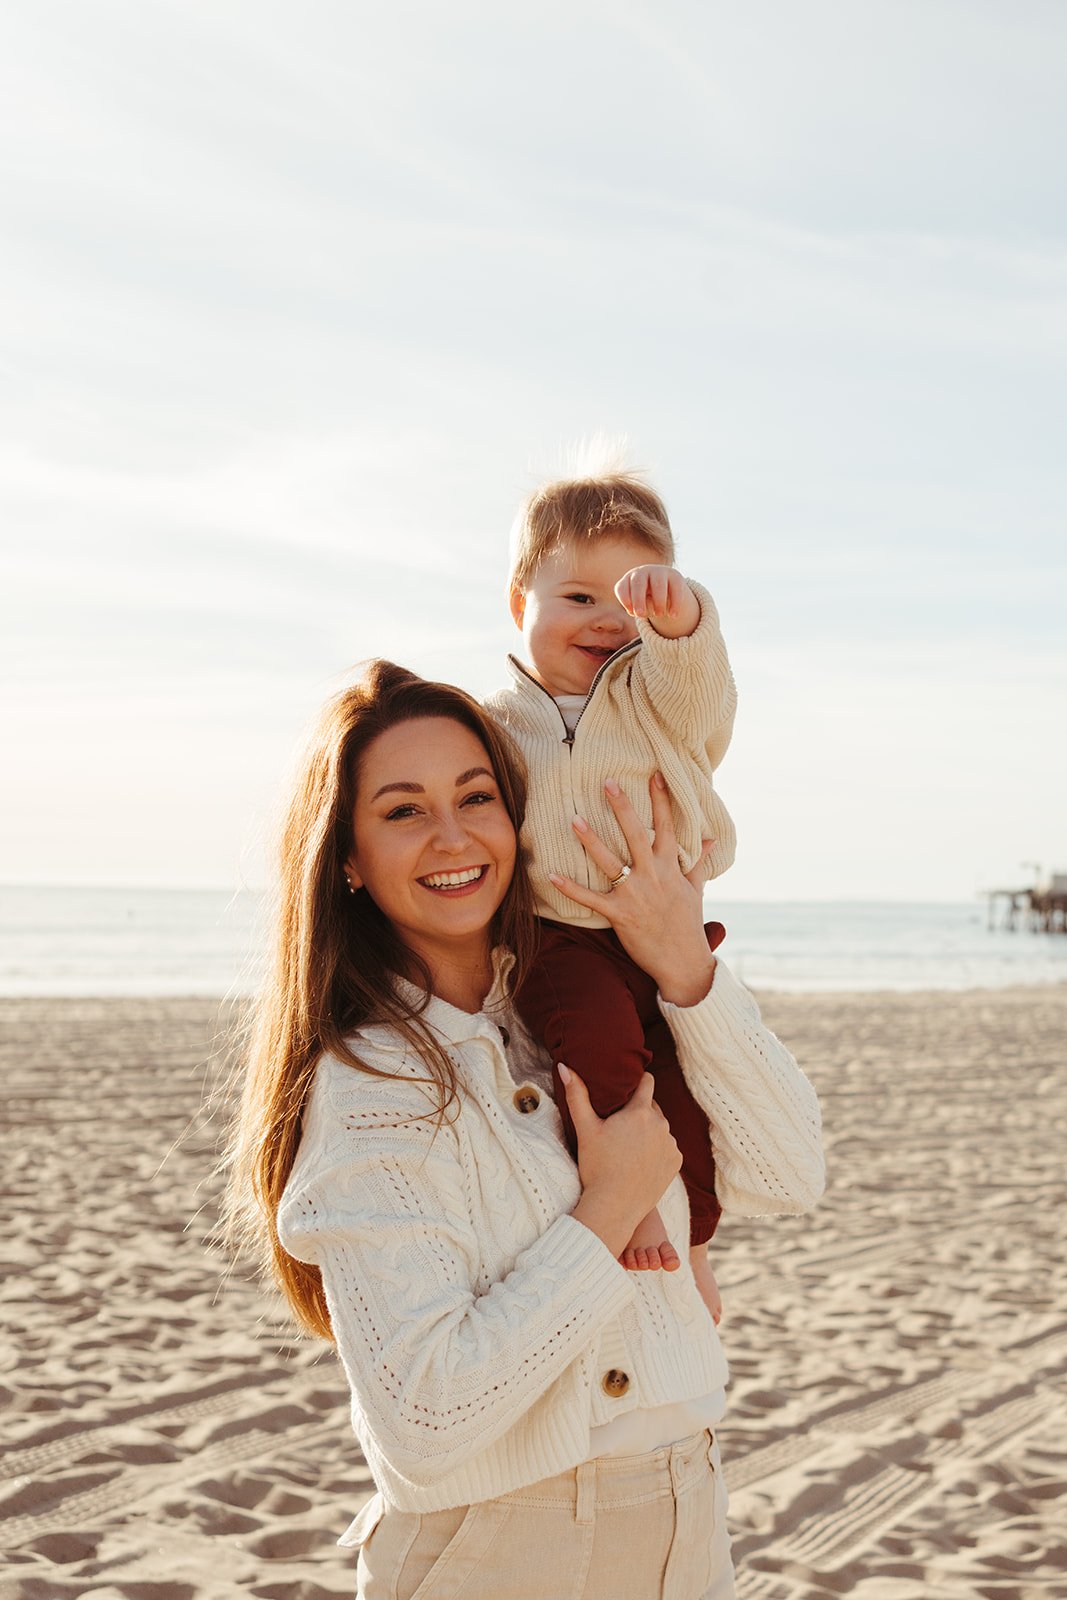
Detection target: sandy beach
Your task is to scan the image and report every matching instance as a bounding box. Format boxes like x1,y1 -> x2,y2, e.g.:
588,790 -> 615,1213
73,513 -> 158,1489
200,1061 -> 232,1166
2,986 -> 1065,1600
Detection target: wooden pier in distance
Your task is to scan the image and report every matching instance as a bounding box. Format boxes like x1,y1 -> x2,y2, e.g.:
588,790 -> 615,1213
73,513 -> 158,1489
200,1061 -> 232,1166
986,874 -> 1067,933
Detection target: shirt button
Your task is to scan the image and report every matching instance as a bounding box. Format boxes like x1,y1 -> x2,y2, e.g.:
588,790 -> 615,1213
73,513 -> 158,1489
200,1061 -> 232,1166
513,1087 -> 540,1114
601,1369 -> 630,1398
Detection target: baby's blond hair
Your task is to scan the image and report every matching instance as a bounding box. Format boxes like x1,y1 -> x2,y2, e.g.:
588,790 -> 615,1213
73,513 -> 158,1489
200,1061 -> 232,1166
509,470 -> 675,593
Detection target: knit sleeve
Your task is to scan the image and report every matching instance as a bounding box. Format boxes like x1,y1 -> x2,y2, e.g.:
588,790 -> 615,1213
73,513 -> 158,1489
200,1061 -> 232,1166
277,1075 -> 635,1491
633,579 -> 737,768
660,959 -> 825,1216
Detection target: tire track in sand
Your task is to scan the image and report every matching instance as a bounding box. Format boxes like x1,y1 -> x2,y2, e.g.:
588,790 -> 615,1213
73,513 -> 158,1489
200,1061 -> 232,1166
0,1414 -> 353,1547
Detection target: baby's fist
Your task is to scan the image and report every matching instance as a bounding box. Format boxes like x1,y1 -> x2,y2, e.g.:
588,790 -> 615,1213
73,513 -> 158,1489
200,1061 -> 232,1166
615,566 -> 700,639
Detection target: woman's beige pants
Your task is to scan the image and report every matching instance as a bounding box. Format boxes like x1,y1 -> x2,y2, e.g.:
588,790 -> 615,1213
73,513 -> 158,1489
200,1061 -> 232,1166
351,1429 -> 735,1600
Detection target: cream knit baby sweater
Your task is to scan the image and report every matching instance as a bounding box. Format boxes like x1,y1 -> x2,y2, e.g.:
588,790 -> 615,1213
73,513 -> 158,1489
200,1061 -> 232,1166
484,580 -> 737,928
278,953 -> 824,1514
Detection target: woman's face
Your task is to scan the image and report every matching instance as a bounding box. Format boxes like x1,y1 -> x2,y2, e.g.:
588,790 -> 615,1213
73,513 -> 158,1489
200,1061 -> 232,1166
345,716 -> 517,975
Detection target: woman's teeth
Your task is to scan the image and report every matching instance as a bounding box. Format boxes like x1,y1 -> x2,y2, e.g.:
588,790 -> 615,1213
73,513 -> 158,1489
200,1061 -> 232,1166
422,867 -> 484,888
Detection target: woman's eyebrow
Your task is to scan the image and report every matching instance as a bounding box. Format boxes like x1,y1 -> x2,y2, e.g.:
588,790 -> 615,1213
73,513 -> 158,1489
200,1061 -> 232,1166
370,767 -> 493,802
370,781 -> 423,801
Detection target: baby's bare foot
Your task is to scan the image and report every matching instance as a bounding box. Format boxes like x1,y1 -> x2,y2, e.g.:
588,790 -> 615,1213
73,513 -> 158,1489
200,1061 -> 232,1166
689,1245 -> 723,1323
620,1206 -> 681,1271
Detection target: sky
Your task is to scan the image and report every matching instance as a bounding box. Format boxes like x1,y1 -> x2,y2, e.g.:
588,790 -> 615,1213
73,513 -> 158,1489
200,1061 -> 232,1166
1,0 -> 1065,900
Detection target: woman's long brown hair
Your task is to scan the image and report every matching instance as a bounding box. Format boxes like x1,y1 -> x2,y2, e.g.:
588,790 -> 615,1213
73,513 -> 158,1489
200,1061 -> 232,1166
222,661 -> 536,1340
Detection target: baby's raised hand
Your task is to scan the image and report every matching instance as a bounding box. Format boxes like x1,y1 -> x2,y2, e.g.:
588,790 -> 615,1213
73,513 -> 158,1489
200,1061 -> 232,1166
615,565 -> 700,639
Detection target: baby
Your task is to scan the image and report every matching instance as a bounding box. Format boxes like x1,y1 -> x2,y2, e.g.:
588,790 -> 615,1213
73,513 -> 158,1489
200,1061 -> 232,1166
485,468 -> 737,1319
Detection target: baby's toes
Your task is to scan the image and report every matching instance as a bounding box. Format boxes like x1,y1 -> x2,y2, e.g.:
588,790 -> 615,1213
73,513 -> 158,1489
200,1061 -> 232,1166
661,1243 -> 681,1271
643,1246 -> 664,1271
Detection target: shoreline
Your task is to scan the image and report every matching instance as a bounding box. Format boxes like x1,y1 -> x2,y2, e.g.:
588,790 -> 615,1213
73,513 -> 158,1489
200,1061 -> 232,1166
3,988 -> 1065,1598
6,893 -> 1067,1005
1,974 -> 1066,1002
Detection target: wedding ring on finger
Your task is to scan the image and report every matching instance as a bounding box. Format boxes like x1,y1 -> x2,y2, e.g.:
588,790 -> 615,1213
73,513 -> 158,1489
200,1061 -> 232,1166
608,864 -> 632,890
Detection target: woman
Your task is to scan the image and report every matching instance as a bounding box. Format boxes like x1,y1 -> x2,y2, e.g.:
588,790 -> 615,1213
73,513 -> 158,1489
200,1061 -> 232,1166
226,660 -> 824,1600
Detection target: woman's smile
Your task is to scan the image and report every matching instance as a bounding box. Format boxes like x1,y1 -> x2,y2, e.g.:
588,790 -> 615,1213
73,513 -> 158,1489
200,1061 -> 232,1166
418,865 -> 489,893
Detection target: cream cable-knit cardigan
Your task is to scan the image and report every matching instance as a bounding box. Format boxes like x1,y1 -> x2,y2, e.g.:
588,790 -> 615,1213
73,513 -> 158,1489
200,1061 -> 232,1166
484,580 -> 738,927
278,952 -> 824,1515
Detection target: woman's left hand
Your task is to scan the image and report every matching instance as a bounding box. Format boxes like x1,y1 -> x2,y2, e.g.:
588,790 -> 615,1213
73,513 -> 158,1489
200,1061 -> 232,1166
549,773 -> 717,1008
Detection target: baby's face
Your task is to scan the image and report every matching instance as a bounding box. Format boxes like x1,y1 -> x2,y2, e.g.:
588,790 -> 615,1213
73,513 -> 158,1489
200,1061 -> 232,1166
509,534 -> 651,698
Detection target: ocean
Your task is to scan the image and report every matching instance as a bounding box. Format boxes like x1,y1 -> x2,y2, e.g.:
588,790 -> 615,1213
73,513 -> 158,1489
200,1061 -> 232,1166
1,885 -> 1064,997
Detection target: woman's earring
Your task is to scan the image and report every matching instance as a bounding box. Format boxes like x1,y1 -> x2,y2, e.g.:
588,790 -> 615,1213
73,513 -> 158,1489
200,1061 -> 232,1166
344,877 -> 355,895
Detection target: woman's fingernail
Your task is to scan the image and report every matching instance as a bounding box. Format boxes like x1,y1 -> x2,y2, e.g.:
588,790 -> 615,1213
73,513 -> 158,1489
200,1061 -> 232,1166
605,778 -> 621,796
557,1063 -> 572,1084
653,770 -> 666,789
548,872 -> 564,885
572,815 -> 588,832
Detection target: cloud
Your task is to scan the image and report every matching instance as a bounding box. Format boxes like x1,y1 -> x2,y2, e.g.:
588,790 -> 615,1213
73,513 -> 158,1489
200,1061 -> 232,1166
1,1 -> 1064,895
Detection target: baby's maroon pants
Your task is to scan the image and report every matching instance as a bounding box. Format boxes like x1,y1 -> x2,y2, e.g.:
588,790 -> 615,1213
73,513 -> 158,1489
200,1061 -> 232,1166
513,918 -> 726,1247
